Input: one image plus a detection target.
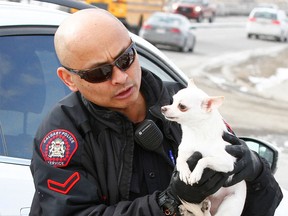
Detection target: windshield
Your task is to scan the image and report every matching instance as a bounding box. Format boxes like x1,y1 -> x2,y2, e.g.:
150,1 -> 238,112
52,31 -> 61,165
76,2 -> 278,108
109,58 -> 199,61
150,14 -> 182,25
254,11 -> 277,20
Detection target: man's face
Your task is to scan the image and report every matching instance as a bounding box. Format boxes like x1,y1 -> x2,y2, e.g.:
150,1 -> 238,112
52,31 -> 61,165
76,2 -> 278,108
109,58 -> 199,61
62,38 -> 142,111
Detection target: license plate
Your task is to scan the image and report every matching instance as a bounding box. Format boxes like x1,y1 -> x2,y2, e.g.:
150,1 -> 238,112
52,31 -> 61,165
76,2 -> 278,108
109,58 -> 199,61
156,28 -> 165,34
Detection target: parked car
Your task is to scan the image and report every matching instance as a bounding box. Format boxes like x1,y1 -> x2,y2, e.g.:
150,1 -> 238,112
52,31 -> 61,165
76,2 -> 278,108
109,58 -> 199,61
0,0 -> 287,215
246,7 -> 288,42
165,0 -> 216,23
139,12 -> 196,52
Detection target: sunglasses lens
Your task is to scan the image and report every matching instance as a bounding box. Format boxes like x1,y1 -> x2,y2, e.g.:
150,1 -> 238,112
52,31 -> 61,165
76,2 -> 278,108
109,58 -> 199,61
84,65 -> 113,83
116,47 -> 135,70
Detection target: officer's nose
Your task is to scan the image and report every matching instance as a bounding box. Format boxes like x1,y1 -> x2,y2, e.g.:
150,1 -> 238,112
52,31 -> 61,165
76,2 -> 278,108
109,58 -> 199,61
110,66 -> 128,85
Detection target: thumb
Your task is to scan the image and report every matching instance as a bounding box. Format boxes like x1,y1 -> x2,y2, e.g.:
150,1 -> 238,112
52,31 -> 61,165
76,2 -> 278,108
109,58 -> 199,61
225,145 -> 244,158
186,151 -> 202,171
222,132 -> 240,145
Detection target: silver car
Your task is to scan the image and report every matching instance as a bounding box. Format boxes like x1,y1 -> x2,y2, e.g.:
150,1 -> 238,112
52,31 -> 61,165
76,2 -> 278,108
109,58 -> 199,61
139,12 -> 196,52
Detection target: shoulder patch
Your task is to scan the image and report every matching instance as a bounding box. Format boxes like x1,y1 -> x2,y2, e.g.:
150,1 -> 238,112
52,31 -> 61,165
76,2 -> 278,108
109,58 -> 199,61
40,129 -> 78,167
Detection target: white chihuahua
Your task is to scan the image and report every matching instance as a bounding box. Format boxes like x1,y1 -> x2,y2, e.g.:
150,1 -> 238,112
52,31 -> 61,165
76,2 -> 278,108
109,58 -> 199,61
161,80 -> 246,216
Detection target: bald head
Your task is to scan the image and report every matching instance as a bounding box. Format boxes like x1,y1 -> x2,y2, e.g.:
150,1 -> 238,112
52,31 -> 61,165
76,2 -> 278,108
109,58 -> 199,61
54,8 -> 130,68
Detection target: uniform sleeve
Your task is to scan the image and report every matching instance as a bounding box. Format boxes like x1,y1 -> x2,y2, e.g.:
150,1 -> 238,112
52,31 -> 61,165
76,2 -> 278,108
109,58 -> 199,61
29,139 -> 165,216
241,157 -> 283,216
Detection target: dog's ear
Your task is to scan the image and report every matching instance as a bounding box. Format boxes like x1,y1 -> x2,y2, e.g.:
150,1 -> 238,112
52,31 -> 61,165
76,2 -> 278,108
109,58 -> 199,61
201,96 -> 224,112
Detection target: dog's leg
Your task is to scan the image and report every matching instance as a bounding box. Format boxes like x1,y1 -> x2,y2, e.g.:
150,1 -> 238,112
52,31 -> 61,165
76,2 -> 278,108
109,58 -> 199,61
214,181 -> 246,216
176,151 -> 193,184
188,154 -> 234,185
202,199 -> 212,216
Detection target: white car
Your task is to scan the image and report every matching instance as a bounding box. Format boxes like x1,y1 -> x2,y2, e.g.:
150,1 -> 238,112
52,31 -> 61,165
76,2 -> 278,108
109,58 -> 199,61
0,0 -> 287,215
246,7 -> 288,42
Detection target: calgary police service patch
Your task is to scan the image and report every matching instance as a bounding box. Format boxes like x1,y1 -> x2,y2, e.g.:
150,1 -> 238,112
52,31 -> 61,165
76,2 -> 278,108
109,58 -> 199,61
40,129 -> 78,167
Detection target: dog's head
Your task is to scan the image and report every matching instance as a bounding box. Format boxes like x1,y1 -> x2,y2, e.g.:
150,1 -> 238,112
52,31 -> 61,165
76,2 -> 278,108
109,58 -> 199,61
161,79 -> 224,125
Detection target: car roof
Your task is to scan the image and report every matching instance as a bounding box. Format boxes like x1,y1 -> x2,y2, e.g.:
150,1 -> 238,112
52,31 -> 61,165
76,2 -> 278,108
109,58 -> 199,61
0,1 -> 69,26
153,11 -> 185,17
250,7 -> 282,15
178,0 -> 202,4
150,12 -> 189,22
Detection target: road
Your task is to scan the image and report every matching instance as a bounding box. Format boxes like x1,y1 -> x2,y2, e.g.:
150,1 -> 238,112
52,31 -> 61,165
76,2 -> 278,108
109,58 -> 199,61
162,17 -> 284,72
158,17 -> 288,189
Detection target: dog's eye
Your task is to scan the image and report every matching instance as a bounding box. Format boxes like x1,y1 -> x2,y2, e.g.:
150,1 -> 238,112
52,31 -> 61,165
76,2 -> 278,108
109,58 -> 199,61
178,103 -> 187,112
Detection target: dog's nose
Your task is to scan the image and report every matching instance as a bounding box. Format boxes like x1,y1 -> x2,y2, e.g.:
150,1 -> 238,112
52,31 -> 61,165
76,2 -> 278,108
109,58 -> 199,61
161,106 -> 167,112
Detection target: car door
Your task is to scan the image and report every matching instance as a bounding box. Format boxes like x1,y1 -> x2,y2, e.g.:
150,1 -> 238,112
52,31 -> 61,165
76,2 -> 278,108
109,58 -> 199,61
0,24 -> 187,215
0,25 -> 70,215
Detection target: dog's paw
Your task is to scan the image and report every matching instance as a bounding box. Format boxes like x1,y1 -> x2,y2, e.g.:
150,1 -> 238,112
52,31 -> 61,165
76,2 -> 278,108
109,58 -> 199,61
178,165 -> 192,184
188,169 -> 203,185
201,199 -> 211,216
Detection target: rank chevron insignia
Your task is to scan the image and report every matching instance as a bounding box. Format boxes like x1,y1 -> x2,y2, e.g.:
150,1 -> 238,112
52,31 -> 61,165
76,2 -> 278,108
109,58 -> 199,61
47,172 -> 80,194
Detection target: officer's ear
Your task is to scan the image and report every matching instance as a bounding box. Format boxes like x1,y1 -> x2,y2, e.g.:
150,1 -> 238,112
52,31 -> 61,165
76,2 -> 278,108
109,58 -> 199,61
57,67 -> 79,92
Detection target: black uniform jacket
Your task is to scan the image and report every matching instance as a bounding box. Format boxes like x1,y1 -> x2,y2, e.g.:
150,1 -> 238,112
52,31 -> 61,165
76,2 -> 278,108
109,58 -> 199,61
30,69 -> 282,216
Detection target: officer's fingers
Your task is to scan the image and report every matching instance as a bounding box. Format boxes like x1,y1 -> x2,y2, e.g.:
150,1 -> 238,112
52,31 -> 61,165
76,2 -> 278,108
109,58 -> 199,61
222,132 -> 240,145
205,174 -> 229,195
224,161 -> 246,187
197,168 -> 219,185
232,158 -> 246,174
187,152 -> 203,171
225,145 -> 244,158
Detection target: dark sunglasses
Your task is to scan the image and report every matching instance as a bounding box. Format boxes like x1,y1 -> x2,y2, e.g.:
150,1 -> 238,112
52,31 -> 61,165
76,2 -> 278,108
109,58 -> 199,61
62,41 -> 136,83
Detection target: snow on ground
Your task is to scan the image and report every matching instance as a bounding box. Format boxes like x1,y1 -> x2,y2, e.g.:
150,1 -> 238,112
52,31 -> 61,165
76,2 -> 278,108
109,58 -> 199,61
190,45 -> 288,192
250,68 -> 288,102
191,44 -> 288,102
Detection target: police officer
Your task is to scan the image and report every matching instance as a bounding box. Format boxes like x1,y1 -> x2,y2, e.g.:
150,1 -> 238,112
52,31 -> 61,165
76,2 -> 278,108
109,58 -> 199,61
29,8 -> 282,216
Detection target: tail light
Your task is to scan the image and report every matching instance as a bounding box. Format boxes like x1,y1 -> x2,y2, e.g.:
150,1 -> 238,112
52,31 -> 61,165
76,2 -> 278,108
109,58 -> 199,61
142,24 -> 152,30
170,28 -> 181,33
248,17 -> 256,22
272,20 -> 280,25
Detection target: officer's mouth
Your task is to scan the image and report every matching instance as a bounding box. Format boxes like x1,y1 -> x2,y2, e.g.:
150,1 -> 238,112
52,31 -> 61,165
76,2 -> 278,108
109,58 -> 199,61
114,85 -> 134,99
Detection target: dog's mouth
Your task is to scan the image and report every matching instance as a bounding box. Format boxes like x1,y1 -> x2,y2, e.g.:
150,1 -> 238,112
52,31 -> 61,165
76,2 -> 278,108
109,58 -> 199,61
164,116 -> 178,121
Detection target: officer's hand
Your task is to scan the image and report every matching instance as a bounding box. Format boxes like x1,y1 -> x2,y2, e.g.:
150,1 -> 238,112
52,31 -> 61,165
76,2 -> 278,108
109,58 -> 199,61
157,152 -> 229,216
157,152 -> 228,216
223,132 -> 263,187
170,152 -> 229,204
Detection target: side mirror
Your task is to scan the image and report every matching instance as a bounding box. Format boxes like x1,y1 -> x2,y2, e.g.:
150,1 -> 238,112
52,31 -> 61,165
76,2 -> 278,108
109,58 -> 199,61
240,136 -> 279,174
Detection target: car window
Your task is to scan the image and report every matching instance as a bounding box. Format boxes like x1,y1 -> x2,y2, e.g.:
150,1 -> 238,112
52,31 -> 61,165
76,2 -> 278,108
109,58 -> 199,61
0,35 -> 69,159
254,11 -> 277,20
138,55 -> 175,82
0,33 -> 176,160
150,14 -> 182,26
